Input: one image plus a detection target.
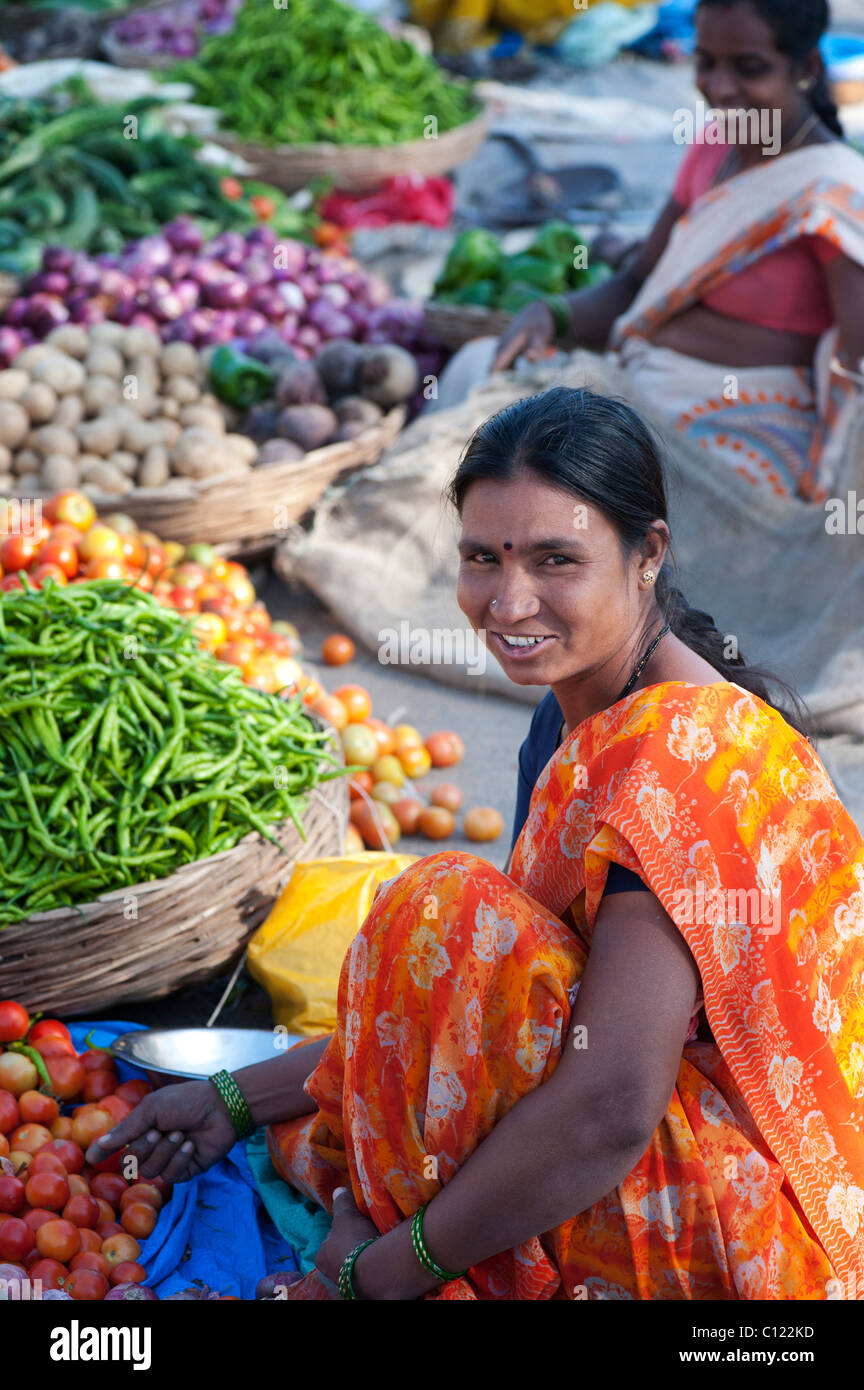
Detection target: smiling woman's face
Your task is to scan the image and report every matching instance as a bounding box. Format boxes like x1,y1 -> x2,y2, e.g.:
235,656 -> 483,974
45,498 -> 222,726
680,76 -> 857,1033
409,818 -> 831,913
457,473 -> 653,690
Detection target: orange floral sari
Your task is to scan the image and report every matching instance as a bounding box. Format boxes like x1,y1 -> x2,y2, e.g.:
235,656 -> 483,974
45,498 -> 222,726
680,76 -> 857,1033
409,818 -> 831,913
269,681 -> 864,1299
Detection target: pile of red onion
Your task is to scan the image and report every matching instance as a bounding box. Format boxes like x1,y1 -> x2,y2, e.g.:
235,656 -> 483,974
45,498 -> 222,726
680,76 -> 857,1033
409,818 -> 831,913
110,0 -> 241,60
0,218 -> 444,385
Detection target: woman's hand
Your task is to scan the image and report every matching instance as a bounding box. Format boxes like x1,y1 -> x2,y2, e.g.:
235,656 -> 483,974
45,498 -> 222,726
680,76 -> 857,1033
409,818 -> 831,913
84,1079 -> 237,1183
491,301 -> 557,371
314,1186 -> 380,1292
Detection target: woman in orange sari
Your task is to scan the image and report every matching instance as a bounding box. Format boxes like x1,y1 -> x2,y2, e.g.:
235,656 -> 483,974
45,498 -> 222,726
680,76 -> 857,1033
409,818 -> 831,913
92,388 -> 864,1300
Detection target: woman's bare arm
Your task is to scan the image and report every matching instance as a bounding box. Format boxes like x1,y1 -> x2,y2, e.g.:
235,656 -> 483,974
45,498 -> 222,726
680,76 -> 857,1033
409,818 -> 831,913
234,1034 -> 331,1126
823,252 -> 864,372
352,889 -> 701,1299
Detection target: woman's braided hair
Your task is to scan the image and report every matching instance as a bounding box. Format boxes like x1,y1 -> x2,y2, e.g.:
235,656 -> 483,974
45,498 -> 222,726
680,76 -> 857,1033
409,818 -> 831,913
447,387 -> 811,737
697,0 -> 844,137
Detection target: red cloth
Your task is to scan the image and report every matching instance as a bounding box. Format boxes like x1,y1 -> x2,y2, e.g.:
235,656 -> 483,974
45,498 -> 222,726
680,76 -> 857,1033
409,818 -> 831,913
319,175 -> 454,230
672,136 -> 841,336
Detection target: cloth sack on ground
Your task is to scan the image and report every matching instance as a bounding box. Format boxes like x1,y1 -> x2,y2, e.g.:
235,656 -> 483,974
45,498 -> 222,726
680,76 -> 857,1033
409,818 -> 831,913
246,851 -> 418,1036
72,1021 -> 300,1298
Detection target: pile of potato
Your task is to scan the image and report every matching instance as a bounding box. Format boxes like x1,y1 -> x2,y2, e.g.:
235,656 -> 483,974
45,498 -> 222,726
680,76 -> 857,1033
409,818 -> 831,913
0,323 -> 255,499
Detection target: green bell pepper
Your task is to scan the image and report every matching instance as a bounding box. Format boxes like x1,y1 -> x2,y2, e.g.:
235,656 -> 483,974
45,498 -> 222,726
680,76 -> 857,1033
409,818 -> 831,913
208,345 -> 275,410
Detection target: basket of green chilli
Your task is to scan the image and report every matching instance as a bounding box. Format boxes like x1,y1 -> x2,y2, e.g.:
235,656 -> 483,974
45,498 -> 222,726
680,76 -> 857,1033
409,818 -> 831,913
0,579 -> 349,1016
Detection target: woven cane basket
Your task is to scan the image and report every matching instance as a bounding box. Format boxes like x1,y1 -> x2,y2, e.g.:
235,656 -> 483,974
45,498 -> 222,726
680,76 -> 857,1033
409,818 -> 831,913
0,770 -> 349,1017
214,107 -> 488,195
74,405 -> 405,552
424,301 -> 513,351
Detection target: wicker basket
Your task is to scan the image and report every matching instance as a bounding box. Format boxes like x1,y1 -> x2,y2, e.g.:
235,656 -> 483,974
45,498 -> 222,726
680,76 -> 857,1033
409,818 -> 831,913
0,772 -> 349,1017
215,107 -> 488,195
77,405 -> 405,552
424,301 -> 513,352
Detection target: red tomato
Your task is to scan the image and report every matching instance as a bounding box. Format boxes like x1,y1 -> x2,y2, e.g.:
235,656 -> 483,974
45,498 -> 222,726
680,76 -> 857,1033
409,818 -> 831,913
321,633 -> 355,666
81,1071 -> 116,1104
0,1216 -> 33,1261
424,730 -> 465,768
110,1260 -> 146,1286
0,1175 -> 25,1213
417,806 -> 455,840
0,1053 -> 37,1096
47,491 -> 95,532
32,1035 -> 76,1059
9,1122 -> 53,1155
120,1183 -> 163,1213
0,1090 -> 18,1134
93,1200 -> 114,1226
46,523 -> 81,548
90,1173 -> 127,1208
29,1257 -> 68,1290
71,1109 -> 112,1151
83,557 -> 127,581
250,193 -> 276,220
30,1152 -> 67,1177
0,999 -> 29,1043
101,1232 -> 141,1266
36,541 -> 78,579
429,783 -> 463,812
333,684 -> 372,723
36,1218 -> 81,1263
112,1079 -> 151,1106
30,563 -> 68,589
168,585 -> 199,613
24,1171 -> 70,1212
121,1203 -> 156,1239
28,1017 -> 72,1045
65,1266 -> 109,1300
78,1228 -> 102,1254
66,1174 -> 90,1198
96,1221 -> 123,1241
44,1055 -> 85,1101
391,798 -> 424,835
39,1138 -> 85,1175
70,1250 -> 112,1278
462,807 -> 504,843
51,1117 -> 74,1142
220,176 -> 243,200
120,534 -> 146,570
78,525 -> 122,563
23,1209 -> 55,1236
99,1095 -> 131,1126
0,535 -> 38,575
62,1194 -> 100,1229
78,1049 -> 115,1075
18,1091 -> 59,1126
0,574 -> 24,592
365,717 -> 396,756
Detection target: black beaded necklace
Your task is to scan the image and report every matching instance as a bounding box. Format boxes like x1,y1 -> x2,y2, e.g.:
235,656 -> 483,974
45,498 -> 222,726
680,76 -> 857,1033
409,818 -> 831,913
616,623 -> 671,702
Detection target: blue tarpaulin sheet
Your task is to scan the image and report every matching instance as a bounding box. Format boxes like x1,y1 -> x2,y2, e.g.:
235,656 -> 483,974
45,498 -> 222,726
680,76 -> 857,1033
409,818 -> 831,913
70,1021 -> 303,1299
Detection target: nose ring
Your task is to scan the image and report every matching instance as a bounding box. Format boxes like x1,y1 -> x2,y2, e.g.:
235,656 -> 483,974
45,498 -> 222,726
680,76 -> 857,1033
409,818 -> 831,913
491,598 -> 498,608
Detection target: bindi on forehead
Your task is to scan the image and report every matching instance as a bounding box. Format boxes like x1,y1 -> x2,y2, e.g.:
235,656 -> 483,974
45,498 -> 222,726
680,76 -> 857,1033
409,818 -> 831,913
503,541 -> 513,550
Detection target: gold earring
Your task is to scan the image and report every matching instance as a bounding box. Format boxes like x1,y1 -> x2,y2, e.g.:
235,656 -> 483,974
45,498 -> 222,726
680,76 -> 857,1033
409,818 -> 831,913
642,570 -> 655,585
797,78 -> 813,91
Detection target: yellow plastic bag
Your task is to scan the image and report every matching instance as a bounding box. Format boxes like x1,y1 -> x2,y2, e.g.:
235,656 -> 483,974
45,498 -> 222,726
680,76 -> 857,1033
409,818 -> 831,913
246,851 -> 417,1036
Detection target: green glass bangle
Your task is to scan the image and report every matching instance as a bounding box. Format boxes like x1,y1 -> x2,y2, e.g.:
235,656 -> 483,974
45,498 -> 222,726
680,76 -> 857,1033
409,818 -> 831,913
338,1237 -> 377,1300
410,1203 -> 468,1282
546,294 -> 572,338
209,1069 -> 255,1140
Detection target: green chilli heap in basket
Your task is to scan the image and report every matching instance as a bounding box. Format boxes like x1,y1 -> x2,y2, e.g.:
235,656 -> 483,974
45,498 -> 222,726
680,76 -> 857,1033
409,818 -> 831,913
0,579 -> 345,926
168,0 -> 480,147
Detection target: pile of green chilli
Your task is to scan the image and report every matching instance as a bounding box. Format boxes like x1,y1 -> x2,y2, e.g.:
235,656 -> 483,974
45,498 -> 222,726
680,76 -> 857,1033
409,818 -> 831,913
0,580 -> 342,925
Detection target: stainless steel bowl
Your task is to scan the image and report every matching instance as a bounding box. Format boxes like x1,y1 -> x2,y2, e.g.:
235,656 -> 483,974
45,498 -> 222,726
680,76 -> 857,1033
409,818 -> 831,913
110,1027 -> 305,1081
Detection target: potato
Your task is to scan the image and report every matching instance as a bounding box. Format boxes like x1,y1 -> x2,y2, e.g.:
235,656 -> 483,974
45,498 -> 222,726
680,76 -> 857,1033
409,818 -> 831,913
178,405 -> 224,433
258,438 -> 303,465
85,460 -> 130,494
41,455 -> 80,491
30,425 -> 78,459
12,447 -> 40,477
224,433 -> 258,464
0,442 -> 9,473
0,401 -> 31,449
199,392 -> 221,411
0,369 -> 30,400
170,427 -> 226,478
31,355 -> 86,396
19,382 -> 57,423
153,416 -> 181,448
77,452 -> 104,475
164,374 -> 199,405
83,375 -> 122,413
102,403 -> 138,429
125,391 -> 159,420
121,418 -> 164,454
53,394 -> 84,430
77,418 -> 121,457
84,345 -> 124,380
14,344 -> 58,371
45,325 -> 89,358
11,472 -> 41,496
121,328 -> 161,359
0,472 -> 14,493
108,450 -> 138,478
138,446 -> 169,488
88,321 -> 128,348
159,397 -> 181,420
159,342 -> 199,378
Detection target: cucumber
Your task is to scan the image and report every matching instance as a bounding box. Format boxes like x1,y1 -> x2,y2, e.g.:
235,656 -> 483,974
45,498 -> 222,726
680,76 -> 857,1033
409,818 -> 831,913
53,184 -> 100,250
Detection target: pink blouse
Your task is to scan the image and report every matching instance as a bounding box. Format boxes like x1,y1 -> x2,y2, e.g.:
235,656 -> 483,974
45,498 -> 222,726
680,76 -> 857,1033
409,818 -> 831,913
672,139 -> 841,336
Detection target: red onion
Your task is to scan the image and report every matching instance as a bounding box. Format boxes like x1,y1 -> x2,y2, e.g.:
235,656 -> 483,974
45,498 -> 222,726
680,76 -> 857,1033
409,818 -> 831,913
0,326 -> 23,366
164,217 -> 204,255
26,295 -> 69,331
69,257 -> 102,292
249,285 -> 282,318
296,324 -> 322,351
42,245 -> 76,274
172,279 -> 200,312
276,282 -> 305,314
305,298 -> 353,339
130,310 -> 159,331
233,308 -> 269,338
99,268 -> 136,299
201,315 -> 237,345
270,240 -> 307,279
144,278 -> 187,321
41,1289 -> 73,1301
105,1283 -> 159,1301
69,299 -> 106,326
112,294 -> 138,325
296,272 -> 320,300
3,297 -> 31,328
204,278 -> 247,310
245,225 -> 278,250
242,259 -> 273,288
25,271 -> 69,296
122,234 -> 172,274
320,282 -> 349,310
188,256 -> 232,287
279,312 -> 299,340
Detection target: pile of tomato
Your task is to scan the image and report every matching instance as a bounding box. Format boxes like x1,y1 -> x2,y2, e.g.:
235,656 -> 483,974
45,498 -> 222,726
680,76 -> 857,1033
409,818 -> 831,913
0,490 -> 309,697
307,666 -> 504,851
0,999 -> 163,1300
